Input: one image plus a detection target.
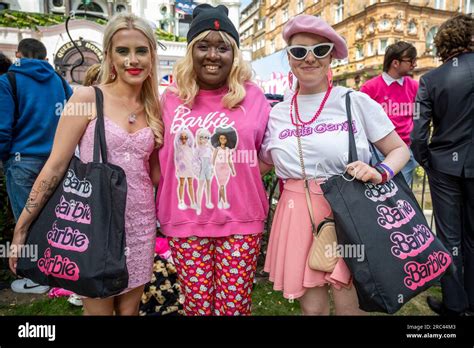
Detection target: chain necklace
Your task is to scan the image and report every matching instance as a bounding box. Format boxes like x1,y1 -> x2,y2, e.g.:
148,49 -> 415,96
290,85 -> 333,127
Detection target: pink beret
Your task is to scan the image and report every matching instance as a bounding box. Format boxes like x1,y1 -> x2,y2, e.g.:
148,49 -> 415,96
282,15 -> 348,60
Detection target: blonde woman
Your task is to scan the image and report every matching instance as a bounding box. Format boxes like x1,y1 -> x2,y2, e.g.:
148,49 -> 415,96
9,13 -> 163,315
156,4 -> 271,315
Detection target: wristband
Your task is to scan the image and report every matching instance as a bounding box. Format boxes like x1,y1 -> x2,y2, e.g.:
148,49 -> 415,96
378,163 -> 394,179
373,164 -> 388,184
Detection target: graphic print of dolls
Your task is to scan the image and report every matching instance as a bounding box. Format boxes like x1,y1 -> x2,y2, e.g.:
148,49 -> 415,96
211,127 -> 237,209
195,128 -> 214,215
174,128 -> 197,210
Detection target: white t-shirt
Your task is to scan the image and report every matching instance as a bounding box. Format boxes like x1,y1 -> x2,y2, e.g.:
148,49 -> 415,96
259,86 -> 395,179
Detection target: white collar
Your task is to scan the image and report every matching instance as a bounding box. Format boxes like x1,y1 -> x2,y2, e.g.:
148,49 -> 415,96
382,72 -> 404,86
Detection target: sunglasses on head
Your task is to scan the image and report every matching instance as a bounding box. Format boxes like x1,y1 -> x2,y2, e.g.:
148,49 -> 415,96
286,43 -> 334,60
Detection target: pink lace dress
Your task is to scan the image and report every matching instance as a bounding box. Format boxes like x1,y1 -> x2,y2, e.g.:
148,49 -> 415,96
79,116 -> 156,293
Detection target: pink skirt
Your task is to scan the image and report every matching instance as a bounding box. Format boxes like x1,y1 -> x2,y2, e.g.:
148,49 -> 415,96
264,179 -> 352,299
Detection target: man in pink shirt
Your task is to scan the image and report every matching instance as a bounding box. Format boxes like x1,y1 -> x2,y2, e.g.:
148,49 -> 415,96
360,41 -> 419,186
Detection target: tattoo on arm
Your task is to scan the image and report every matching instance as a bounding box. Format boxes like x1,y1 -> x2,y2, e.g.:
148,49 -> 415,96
24,176 -> 60,214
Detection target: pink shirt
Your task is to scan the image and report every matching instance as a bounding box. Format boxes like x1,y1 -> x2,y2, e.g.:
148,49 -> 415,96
360,74 -> 419,145
156,83 -> 271,238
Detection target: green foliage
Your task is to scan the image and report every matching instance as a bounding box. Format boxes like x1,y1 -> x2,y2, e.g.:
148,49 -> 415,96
0,10 -> 185,42
155,28 -> 186,42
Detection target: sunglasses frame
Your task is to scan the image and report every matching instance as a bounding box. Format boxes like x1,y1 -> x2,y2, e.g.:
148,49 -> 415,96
286,43 -> 335,60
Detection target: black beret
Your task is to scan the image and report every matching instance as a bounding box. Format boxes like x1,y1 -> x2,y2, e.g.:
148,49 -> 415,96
186,4 -> 240,47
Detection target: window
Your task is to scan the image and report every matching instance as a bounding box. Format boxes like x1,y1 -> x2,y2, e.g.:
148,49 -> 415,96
283,7 -> 289,22
434,0 -> 445,9
368,41 -> 374,56
257,19 -> 264,30
297,0 -> 304,13
0,1 -> 9,10
355,27 -> 364,40
355,45 -> 364,60
52,0 -> 63,6
426,27 -> 438,54
77,2 -> 104,12
270,39 -> 275,54
379,18 -> 391,31
394,18 -> 403,32
379,39 -> 388,53
116,4 -> 127,12
369,0 -> 377,4
368,21 -> 375,34
335,0 -> 344,23
408,20 -> 417,34
270,17 -> 275,30
466,0 -> 474,13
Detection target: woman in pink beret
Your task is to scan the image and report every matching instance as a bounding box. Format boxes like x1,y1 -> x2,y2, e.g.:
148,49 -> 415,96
259,15 -> 409,315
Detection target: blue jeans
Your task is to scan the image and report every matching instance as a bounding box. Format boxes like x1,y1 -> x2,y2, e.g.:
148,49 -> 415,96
371,147 -> 418,187
3,156 -> 47,221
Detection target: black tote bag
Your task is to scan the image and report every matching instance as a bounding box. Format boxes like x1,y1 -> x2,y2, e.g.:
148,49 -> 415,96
17,87 -> 129,298
320,91 -> 453,314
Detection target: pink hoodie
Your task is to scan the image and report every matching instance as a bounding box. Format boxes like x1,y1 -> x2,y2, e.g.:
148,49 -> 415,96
156,83 -> 271,238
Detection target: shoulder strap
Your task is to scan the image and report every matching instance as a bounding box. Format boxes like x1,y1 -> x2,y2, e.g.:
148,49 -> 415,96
6,72 -> 19,126
92,86 -> 108,163
345,90 -> 358,163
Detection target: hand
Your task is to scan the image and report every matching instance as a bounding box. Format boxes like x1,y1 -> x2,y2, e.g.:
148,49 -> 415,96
346,161 -> 382,184
9,226 -> 29,275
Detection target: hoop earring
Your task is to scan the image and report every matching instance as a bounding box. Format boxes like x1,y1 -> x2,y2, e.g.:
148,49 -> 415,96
110,66 -> 117,80
288,71 -> 294,90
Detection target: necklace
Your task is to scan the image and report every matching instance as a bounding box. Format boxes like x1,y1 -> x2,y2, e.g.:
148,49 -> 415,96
290,85 -> 332,127
119,100 -> 142,124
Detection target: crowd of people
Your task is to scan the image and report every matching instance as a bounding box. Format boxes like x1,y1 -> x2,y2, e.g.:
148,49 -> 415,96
0,5 -> 472,316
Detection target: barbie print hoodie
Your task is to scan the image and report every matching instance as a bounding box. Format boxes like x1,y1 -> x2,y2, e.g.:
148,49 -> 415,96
156,83 -> 271,238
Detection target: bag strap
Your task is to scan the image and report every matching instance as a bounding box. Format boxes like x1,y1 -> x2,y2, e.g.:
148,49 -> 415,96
92,86 -> 108,163
345,91 -> 358,163
295,127 -> 318,235
6,72 -> 19,127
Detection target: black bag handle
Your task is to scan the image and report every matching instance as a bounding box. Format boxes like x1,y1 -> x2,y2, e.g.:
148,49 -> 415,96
92,86 -> 108,164
345,91 -> 358,163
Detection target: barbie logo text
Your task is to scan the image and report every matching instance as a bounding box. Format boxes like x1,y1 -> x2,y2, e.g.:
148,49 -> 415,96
55,196 -> 91,224
170,105 -> 235,134
403,251 -> 451,290
377,199 -> 416,230
390,224 -> 435,259
37,248 -> 80,281
364,181 -> 398,202
63,169 -> 92,198
46,221 -> 89,252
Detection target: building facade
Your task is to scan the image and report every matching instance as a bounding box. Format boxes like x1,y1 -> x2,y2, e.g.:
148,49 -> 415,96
0,0 -> 243,86
244,0 -> 473,90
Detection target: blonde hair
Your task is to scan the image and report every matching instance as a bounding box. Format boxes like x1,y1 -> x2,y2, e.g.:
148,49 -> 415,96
172,30 -> 252,109
83,63 -> 101,86
100,13 -> 163,147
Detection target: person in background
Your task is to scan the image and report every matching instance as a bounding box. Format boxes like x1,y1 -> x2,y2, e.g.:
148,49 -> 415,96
411,13 -> 474,316
83,63 -> 101,87
0,52 -> 12,75
157,4 -> 271,316
360,41 -> 419,186
0,39 -> 72,295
